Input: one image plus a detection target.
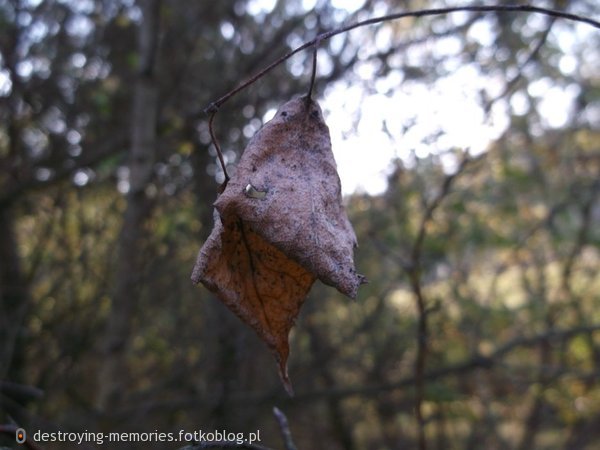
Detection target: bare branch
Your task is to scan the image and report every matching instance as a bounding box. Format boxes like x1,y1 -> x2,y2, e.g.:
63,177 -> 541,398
285,324 -> 600,402
203,5 -> 600,114
181,442 -> 274,450
406,152 -> 474,450
202,4 -> 599,187
484,16 -> 556,114
272,407 -> 297,450
176,408 -> 298,450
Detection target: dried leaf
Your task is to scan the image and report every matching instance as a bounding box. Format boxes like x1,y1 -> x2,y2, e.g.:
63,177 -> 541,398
192,210 -> 315,394
192,96 -> 365,393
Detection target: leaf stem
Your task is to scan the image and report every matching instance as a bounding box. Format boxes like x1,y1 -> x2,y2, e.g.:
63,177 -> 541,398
306,39 -> 319,103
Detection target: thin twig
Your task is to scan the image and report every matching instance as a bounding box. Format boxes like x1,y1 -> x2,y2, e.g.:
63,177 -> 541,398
306,39 -> 319,102
203,4 -> 599,182
203,4 -> 600,114
208,111 -> 230,188
484,16 -> 556,114
409,265 -> 428,450
287,324 -> 600,402
406,153 -> 473,450
180,442 -> 274,450
272,407 -> 297,450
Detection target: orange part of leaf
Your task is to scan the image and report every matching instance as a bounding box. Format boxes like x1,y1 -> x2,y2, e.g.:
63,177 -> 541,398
192,211 -> 315,390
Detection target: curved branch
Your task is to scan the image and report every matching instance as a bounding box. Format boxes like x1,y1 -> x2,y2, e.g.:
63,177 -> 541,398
203,4 -> 600,113
202,5 -> 599,183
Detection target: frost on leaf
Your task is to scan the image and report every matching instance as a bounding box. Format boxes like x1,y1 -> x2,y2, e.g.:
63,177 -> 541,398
192,96 -> 365,394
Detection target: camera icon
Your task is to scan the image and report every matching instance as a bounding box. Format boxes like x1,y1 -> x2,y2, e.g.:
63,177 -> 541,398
16,428 -> 26,444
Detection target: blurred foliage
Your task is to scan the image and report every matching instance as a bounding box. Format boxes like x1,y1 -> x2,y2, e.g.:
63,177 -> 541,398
1,0 -> 599,449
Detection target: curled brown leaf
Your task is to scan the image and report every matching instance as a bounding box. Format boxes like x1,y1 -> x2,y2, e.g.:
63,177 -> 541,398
192,96 -> 365,393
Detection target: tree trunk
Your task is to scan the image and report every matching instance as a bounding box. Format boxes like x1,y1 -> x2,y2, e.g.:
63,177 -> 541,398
96,0 -> 161,411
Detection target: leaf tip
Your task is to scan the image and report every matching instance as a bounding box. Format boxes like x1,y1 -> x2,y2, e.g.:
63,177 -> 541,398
277,359 -> 295,397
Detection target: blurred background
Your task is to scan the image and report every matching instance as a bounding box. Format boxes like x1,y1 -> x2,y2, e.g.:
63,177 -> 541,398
1,0 -> 599,449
